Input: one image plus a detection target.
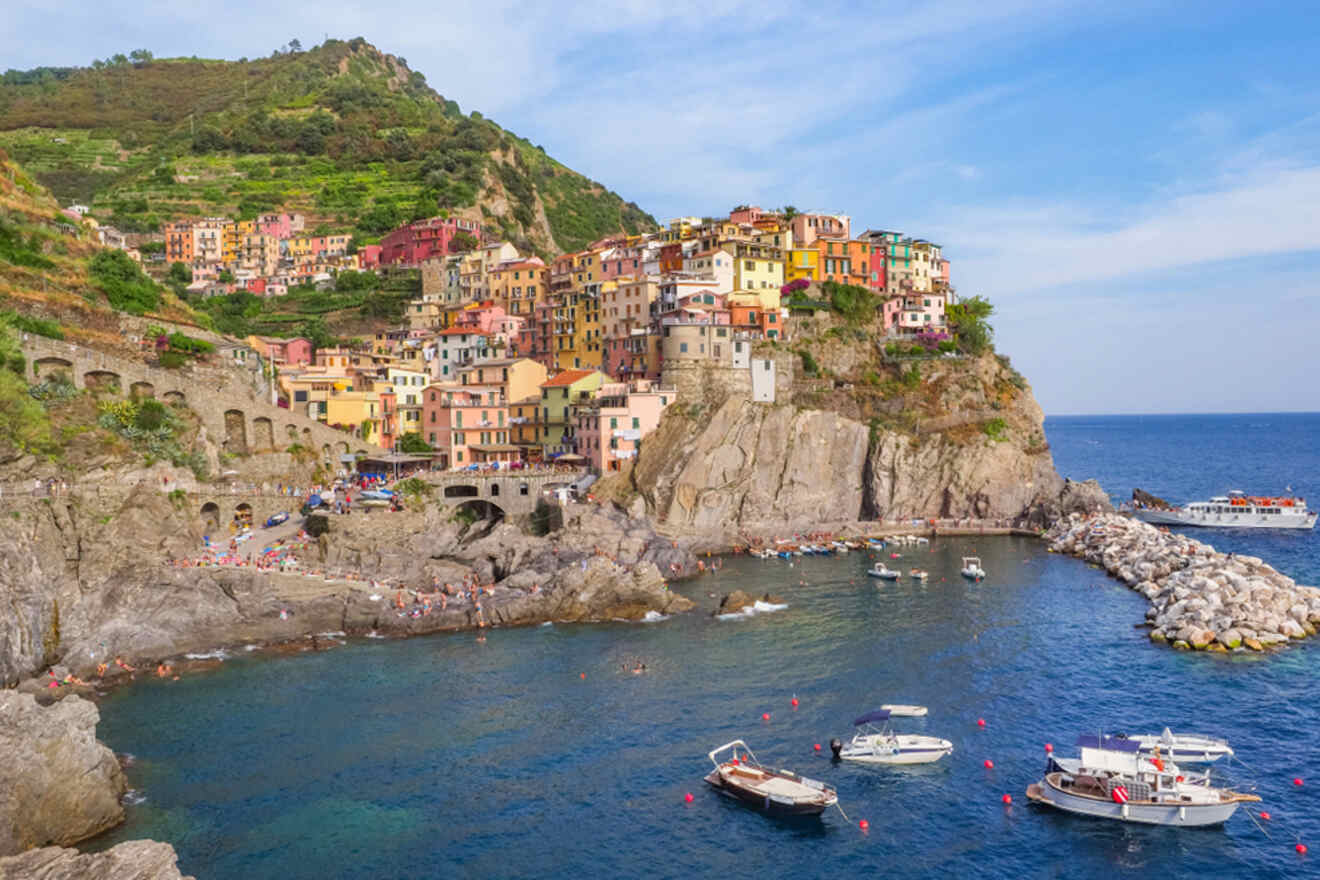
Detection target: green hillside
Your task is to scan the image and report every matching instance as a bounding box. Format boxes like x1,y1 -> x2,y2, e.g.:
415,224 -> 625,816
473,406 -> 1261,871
0,39 -> 656,254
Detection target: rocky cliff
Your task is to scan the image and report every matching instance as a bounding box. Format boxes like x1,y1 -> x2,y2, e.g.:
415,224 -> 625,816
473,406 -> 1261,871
617,333 -> 1107,543
0,691 -> 126,855
0,478 -> 692,685
0,840 -> 193,880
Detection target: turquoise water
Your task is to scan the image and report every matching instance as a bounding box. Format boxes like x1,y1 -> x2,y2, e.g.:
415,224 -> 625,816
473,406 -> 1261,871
91,415 -> 1320,878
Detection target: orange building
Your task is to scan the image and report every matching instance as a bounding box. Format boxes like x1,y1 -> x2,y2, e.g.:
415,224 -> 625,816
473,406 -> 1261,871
814,238 -> 886,290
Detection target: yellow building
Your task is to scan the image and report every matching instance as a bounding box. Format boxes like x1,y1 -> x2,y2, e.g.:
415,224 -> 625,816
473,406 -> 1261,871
726,241 -> 785,292
325,389 -> 382,437
784,247 -> 820,283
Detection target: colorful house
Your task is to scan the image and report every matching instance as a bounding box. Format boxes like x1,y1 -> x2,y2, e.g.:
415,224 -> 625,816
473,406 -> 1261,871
539,369 -> 606,456
573,379 -> 678,473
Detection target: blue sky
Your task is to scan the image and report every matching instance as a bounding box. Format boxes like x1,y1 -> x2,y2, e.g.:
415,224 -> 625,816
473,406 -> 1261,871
7,1 -> 1320,414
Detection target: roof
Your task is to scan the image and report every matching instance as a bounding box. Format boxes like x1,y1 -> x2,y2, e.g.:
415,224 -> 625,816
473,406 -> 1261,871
437,327 -> 480,336
541,369 -> 596,388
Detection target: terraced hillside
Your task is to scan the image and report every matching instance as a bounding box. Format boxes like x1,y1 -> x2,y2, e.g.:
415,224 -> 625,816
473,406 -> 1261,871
0,39 -> 656,254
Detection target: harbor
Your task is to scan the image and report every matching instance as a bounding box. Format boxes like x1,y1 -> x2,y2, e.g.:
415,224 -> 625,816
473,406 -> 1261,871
86,536 -> 1320,879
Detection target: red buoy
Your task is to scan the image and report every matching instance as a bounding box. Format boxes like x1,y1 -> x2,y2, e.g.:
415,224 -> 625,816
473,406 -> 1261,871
814,743 -> 822,751
1295,778 -> 1305,787
791,697 -> 799,708
984,759 -> 995,769
579,673 -> 586,679
684,792 -> 694,803
1044,743 -> 1053,753
1260,811 -> 1272,821
762,712 -> 771,721
1001,794 -> 1012,804
977,718 -> 986,728
858,819 -> 869,831
1297,843 -> 1308,855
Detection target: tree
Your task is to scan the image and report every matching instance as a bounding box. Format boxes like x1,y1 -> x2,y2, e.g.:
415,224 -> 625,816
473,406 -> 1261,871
288,38 -> 302,53
129,49 -> 154,65
397,432 -> 433,454
782,205 -> 799,221
0,323 -> 54,455
166,261 -> 193,286
218,269 -> 235,283
947,295 -> 995,355
449,231 -> 478,253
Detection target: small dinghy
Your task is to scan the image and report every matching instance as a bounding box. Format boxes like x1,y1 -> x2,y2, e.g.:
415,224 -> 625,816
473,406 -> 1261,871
832,710 -> 952,765
881,704 -> 928,717
1115,728 -> 1234,764
867,564 -> 900,580
909,569 -> 928,581
704,740 -> 837,816
961,557 -> 986,579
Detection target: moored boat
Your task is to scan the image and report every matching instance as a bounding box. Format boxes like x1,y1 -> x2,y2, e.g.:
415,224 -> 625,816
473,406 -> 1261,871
1026,735 -> 1258,827
1115,728 -> 1234,763
1130,489 -> 1316,530
867,564 -> 900,580
909,568 -> 928,581
703,740 -> 837,816
880,704 -> 928,717
831,709 -> 952,765
960,557 -> 986,579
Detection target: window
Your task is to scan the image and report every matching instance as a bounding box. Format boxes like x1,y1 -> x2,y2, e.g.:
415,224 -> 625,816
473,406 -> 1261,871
744,260 -> 755,271
716,328 -> 727,337
294,390 -> 308,402
455,431 -> 465,444
429,432 -> 436,444
610,417 -> 618,429
456,451 -> 463,463
768,313 -> 776,323
680,342 -> 688,353
632,417 -> 640,429
660,396 -> 668,406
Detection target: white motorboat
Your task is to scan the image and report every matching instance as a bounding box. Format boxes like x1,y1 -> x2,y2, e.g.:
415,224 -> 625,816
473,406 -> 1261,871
831,709 -> 952,765
1027,735 -> 1257,827
867,564 -> 900,580
880,704 -> 928,717
703,740 -> 838,816
909,569 -> 928,581
960,557 -> 986,579
1115,728 -> 1234,764
1131,489 -> 1316,530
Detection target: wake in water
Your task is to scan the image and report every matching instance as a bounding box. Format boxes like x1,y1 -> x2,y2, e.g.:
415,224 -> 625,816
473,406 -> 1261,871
716,600 -> 789,621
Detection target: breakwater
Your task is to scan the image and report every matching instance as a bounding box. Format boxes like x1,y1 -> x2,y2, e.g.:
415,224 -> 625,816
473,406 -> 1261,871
1047,513 -> 1320,651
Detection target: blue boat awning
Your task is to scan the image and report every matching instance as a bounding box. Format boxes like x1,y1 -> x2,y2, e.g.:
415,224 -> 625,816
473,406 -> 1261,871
1077,734 -> 1141,752
853,709 -> 892,726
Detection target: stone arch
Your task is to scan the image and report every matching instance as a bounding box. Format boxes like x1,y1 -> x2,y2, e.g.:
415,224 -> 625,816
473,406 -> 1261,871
235,502 -> 253,527
32,357 -> 73,383
84,370 -> 121,392
200,502 -> 221,530
444,484 -> 479,499
163,390 -> 186,406
129,381 -> 155,399
251,416 -> 274,452
454,499 -> 505,523
223,409 -> 248,454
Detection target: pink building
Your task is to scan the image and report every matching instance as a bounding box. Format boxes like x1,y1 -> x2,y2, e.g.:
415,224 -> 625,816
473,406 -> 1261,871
573,379 -> 677,473
789,212 -> 851,247
454,301 -> 507,336
600,246 -> 644,281
253,336 -> 313,365
358,245 -> 383,269
422,382 -> 512,469
728,205 -> 777,225
603,330 -> 660,380
379,216 -> 483,266
256,213 -> 304,240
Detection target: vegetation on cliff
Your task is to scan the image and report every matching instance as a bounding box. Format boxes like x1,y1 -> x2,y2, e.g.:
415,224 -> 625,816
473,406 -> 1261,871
0,39 -> 656,254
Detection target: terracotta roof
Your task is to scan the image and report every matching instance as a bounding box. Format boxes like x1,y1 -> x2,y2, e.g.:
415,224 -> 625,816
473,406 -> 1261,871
541,369 -> 596,388
437,327 -> 479,336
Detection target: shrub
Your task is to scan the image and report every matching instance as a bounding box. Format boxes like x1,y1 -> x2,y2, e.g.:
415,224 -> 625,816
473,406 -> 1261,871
134,399 -> 168,430
982,418 -> 1007,441
89,249 -> 159,314
158,350 -> 187,368
800,350 -> 820,377
0,310 -> 64,340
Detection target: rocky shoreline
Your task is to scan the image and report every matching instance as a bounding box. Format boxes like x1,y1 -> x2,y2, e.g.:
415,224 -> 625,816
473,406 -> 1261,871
1047,513 -> 1320,652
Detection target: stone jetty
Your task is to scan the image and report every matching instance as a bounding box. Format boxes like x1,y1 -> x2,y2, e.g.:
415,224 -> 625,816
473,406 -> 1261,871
1047,513 -> 1320,652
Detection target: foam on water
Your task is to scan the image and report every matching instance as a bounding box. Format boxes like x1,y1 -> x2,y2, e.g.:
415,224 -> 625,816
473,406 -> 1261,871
716,600 -> 789,620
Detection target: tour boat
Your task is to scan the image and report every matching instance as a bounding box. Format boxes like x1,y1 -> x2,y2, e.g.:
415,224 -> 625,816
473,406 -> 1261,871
1131,490 -> 1316,530
909,569 -> 928,581
703,740 -> 837,816
1113,728 -> 1234,764
867,564 -> 900,580
1027,735 -> 1258,826
880,704 -> 928,717
830,709 -> 952,765
960,557 -> 986,579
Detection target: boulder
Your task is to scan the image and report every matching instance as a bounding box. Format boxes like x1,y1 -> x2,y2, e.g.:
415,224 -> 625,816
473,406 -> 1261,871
0,692 -> 126,856
0,840 -> 193,880
1243,637 -> 1264,652
716,591 -> 754,615
1216,629 -> 1242,650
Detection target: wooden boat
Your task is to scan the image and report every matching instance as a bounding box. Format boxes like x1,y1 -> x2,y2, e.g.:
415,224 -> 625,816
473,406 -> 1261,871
1026,735 -> 1258,827
703,740 -> 837,816
909,569 -> 928,581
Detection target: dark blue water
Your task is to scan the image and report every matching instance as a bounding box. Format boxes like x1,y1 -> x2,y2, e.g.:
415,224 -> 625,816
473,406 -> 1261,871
91,414 -> 1320,879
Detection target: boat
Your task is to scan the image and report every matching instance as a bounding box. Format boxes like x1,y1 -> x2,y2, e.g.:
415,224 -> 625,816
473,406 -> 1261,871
262,511 -> 289,528
1026,735 -> 1258,827
1114,728 -> 1234,764
831,709 -> 952,765
867,564 -> 900,580
880,704 -> 928,717
1130,490 -> 1316,530
703,740 -> 837,816
960,557 -> 986,579
909,569 -> 928,581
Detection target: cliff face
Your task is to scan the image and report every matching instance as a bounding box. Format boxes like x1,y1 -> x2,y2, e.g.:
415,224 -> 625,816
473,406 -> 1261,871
624,343 -> 1105,542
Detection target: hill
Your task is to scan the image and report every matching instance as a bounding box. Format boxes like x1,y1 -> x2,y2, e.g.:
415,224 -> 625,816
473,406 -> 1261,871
0,39 -> 656,254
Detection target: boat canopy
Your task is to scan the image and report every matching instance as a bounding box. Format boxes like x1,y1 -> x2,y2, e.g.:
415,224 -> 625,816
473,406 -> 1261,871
853,709 -> 892,726
1076,734 -> 1141,752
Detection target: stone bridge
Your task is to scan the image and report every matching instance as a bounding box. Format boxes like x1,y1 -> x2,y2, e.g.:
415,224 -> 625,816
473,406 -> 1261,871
186,470 -> 584,529
18,335 -> 384,461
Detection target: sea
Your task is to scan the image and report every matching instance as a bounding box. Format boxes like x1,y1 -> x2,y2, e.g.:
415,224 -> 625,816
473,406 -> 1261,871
88,413 -> 1320,879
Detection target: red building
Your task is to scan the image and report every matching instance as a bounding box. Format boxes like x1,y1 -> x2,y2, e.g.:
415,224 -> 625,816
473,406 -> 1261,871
379,217 -> 483,266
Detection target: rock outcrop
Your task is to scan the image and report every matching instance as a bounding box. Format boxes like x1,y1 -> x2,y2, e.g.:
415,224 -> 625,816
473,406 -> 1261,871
0,692 -> 126,855
1047,513 -> 1320,651
0,840 -> 193,880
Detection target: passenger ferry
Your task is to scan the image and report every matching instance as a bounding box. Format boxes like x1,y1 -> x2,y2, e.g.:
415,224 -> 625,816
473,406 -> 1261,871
1131,490 -> 1316,530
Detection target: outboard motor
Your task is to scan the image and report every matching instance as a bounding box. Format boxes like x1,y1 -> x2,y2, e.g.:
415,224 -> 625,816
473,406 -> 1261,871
829,738 -> 842,760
